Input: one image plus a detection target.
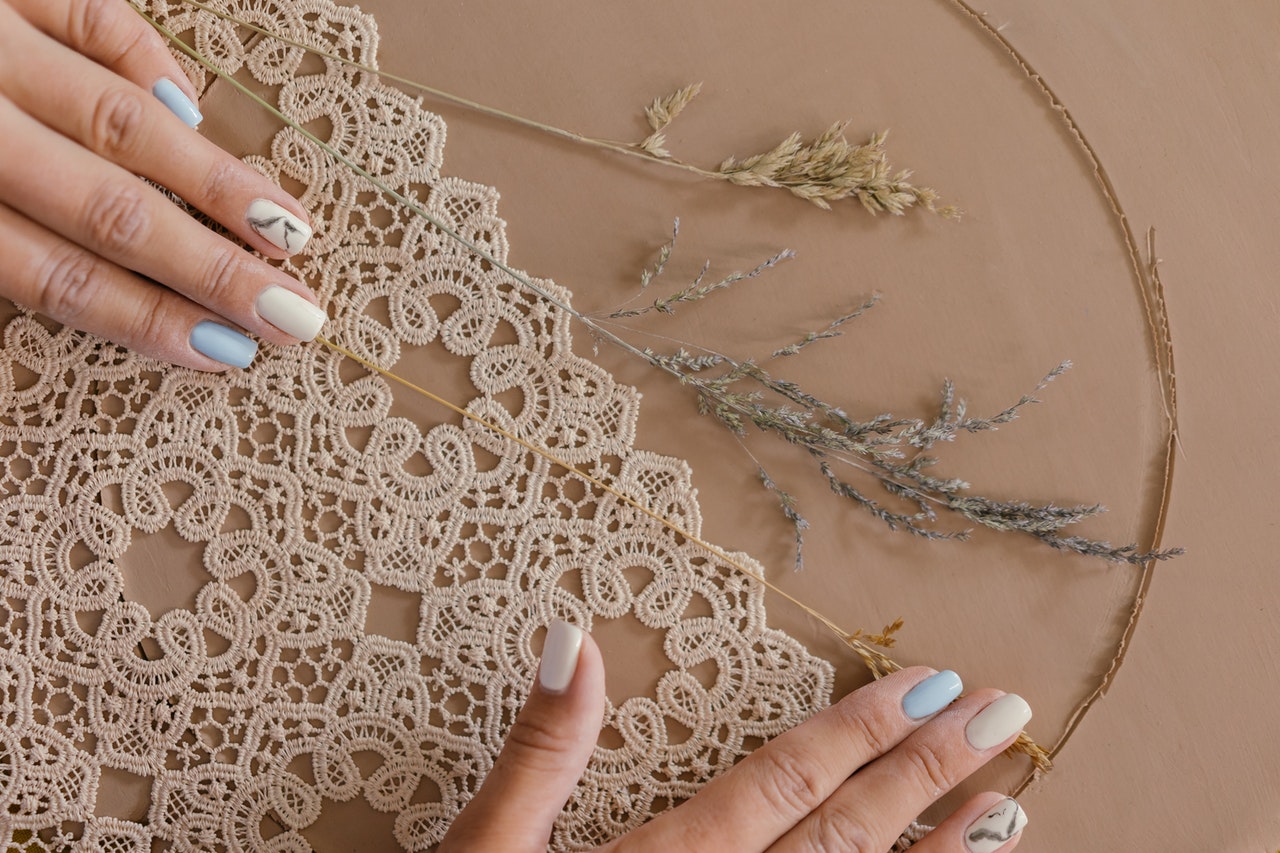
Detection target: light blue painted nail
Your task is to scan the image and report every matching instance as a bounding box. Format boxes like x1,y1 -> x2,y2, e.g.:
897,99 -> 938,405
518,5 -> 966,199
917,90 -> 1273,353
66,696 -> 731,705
152,78 -> 203,128
902,669 -> 963,720
190,321 -> 257,368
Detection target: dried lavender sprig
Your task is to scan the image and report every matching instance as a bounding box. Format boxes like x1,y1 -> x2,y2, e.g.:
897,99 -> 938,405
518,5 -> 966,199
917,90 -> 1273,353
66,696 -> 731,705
642,219 -> 680,289
821,462 -> 966,541
905,361 -> 1071,450
772,295 -> 881,359
614,239 -> 1181,566
758,466 -> 810,572
611,249 -> 795,319
1034,535 -> 1183,564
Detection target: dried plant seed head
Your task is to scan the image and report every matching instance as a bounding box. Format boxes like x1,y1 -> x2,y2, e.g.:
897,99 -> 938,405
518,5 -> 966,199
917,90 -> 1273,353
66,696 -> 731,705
716,124 -> 952,214
645,82 -> 704,132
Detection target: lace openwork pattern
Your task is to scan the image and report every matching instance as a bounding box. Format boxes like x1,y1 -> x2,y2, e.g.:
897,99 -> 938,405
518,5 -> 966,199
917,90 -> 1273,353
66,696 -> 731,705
0,1 -> 834,849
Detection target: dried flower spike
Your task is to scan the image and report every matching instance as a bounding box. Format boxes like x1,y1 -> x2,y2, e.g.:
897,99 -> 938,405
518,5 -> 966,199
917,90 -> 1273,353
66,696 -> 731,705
718,126 -> 959,216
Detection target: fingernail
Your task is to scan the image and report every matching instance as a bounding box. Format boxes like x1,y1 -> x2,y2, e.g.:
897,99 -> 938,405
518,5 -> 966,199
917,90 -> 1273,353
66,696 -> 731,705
246,199 -> 313,254
256,286 -> 327,341
902,669 -> 963,720
966,694 -> 1033,750
965,798 -> 1028,853
539,620 -> 583,695
152,78 -> 202,129
190,321 -> 256,368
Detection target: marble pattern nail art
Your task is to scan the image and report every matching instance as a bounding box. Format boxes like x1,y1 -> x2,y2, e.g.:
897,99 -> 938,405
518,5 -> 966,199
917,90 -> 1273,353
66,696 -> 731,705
246,199 -> 313,254
965,798 -> 1027,853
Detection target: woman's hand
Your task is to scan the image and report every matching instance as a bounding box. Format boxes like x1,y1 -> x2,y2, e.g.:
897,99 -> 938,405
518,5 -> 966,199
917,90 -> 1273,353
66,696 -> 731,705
443,621 -> 1030,853
0,0 -> 325,370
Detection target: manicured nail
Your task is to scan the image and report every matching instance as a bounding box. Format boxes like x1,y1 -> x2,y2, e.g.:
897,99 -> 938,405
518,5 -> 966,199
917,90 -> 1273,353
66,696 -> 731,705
965,798 -> 1028,853
256,286 -> 326,341
190,321 -> 256,368
902,669 -> 963,720
539,620 -> 583,695
152,78 -> 202,129
246,199 -> 313,254
966,694 -> 1033,750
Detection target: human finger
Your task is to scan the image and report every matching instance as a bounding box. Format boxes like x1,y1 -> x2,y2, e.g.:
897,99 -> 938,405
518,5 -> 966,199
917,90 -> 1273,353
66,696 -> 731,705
770,690 -> 1032,853
608,666 -> 964,852
0,201 -> 257,371
0,95 -> 324,346
7,0 -> 203,127
0,1 -> 314,260
909,792 -> 1028,853
439,621 -> 606,853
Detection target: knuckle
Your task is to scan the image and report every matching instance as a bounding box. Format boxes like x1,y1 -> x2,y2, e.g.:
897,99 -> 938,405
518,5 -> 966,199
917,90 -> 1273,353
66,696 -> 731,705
67,0 -> 119,54
90,88 -> 147,159
840,701 -> 895,758
754,749 -> 828,821
83,185 -> 151,255
902,741 -> 956,798
67,0 -> 154,62
196,158 -> 243,212
198,249 -> 247,303
807,805 -> 879,853
121,290 -> 170,352
34,246 -> 103,324
502,712 -> 578,763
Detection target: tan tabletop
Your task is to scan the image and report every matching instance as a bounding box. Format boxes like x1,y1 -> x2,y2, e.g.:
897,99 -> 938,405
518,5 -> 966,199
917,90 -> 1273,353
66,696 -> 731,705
4,1 -> 1276,851
316,1 -> 1275,850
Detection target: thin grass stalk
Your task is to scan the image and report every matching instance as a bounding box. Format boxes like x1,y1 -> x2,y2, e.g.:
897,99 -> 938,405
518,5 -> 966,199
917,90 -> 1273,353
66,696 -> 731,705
168,0 -> 949,215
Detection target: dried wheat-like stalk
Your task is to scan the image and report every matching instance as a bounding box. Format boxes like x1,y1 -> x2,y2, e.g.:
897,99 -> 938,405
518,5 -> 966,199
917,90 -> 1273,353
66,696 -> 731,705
718,125 -> 957,215
634,83 -> 958,215
638,82 -> 703,159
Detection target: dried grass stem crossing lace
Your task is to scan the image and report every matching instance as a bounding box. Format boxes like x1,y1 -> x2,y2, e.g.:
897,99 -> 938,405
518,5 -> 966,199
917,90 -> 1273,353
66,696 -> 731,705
168,0 -> 953,216
317,336 -> 892,673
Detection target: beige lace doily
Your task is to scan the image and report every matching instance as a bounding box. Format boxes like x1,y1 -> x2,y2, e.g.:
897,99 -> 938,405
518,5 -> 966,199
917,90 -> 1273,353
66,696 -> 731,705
0,1 -> 834,849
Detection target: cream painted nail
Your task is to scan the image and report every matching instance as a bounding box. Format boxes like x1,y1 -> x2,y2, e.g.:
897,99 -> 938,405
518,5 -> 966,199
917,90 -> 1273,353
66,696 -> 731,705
256,286 -> 327,341
246,198 -> 313,254
539,620 -> 583,695
966,694 -> 1032,750
965,798 -> 1028,853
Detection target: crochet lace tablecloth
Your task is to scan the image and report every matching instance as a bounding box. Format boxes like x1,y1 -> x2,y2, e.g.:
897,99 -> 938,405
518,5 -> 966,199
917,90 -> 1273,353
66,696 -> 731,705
0,1 -> 835,849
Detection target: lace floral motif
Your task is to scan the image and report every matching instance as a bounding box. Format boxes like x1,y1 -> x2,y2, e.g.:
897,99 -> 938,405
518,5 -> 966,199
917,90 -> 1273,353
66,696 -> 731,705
0,1 -> 833,849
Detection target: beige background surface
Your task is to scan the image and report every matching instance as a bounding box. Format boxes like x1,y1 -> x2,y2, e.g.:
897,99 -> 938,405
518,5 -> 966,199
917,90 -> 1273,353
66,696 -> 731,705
349,2 -> 1273,850
74,0 -> 1280,850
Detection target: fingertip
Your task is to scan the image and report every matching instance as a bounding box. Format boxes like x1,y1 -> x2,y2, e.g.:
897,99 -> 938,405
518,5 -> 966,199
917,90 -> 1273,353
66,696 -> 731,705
901,668 -> 964,720
188,319 -> 257,369
537,621 -> 605,714
961,793 -> 1027,853
966,692 -> 1032,752
255,285 -> 327,342
438,622 -> 604,852
538,620 -> 584,695
573,626 -> 607,712
152,77 -> 203,129
245,198 -> 313,256
910,791 -> 1026,853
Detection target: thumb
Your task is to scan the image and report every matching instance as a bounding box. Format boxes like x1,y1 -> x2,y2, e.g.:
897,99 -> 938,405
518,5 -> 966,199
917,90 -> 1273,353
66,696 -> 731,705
441,620 -> 606,852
